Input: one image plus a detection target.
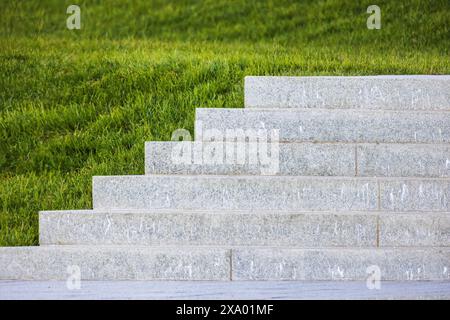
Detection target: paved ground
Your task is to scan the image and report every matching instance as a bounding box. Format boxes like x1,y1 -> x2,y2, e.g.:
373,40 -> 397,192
0,281 -> 449,300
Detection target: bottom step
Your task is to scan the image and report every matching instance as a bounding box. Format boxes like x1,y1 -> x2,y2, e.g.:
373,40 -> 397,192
0,246 -> 449,281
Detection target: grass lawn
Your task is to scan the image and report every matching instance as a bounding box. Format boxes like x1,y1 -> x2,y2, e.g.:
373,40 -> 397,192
0,0 -> 449,246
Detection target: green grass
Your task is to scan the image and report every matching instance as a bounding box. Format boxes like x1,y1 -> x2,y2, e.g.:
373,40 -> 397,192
0,0 -> 449,246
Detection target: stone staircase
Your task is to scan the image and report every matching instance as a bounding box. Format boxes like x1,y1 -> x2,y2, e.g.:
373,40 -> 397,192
1,75 -> 450,282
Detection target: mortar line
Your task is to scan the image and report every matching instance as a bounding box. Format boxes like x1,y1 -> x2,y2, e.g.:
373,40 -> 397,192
191,139 -> 450,146
105,174 -> 450,181
198,107 -> 450,114
377,180 -> 381,211
355,145 -> 358,177
230,249 -> 233,281
376,215 -> 380,248
145,141 -> 450,146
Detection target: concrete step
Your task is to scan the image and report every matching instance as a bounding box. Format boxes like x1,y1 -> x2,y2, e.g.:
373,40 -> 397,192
357,144 -> 450,177
244,76 -> 450,110
145,141 -> 355,176
145,141 -> 450,178
233,247 -> 450,281
379,213 -> 450,247
39,210 -> 450,247
195,108 -> 450,143
0,246 -> 230,280
0,246 -> 449,281
92,175 -> 450,212
39,210 -> 376,247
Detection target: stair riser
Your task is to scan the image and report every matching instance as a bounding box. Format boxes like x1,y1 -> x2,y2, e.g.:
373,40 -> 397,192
0,247 -> 448,281
380,214 -> 450,247
145,142 -> 355,176
245,76 -> 450,110
0,247 -> 230,281
39,211 -> 377,247
39,211 -> 450,247
195,108 -> 450,144
357,144 -> 450,177
145,142 -> 450,177
233,248 -> 450,281
93,176 -> 450,212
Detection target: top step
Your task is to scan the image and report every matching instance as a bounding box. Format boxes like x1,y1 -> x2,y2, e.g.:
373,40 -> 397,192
244,76 -> 450,111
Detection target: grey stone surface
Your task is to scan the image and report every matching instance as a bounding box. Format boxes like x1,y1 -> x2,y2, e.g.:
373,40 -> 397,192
6,76 -> 450,284
2,280 -> 450,300
145,141 -> 356,176
0,246 -> 230,280
195,108 -> 450,143
380,179 -> 450,211
39,210 -> 376,247
358,144 -> 450,177
92,176 -> 378,211
245,76 -> 450,110
232,248 -> 450,281
146,141 -> 450,178
2,246 -> 449,281
380,214 -> 450,247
